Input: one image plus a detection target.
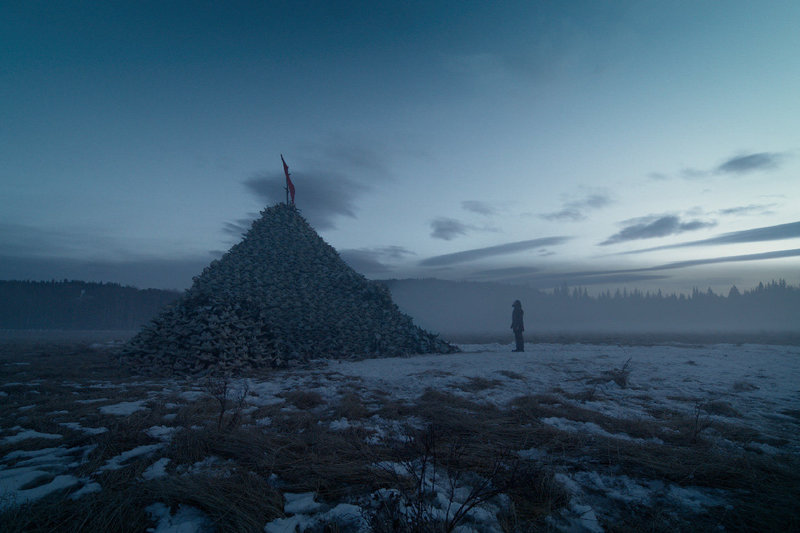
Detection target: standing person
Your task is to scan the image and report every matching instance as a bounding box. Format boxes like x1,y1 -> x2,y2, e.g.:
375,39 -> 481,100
511,300 -> 524,352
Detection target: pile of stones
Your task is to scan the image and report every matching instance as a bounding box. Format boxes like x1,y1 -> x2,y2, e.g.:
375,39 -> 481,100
122,203 -> 457,375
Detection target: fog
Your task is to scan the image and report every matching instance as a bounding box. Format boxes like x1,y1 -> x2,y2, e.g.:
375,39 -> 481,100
383,279 -> 800,341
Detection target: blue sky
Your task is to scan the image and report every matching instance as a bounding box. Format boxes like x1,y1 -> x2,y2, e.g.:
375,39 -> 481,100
2,1 -> 798,292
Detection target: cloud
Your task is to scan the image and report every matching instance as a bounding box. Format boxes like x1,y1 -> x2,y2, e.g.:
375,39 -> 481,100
0,222 -> 217,289
430,218 -> 469,240
716,152 -> 784,174
296,136 -> 392,177
462,200 -> 497,216
680,167 -> 709,180
600,215 -> 717,246
339,246 -> 415,276
429,217 -> 499,240
539,193 -> 611,222
623,220 -> 800,254
420,237 -> 570,267
0,254 -> 210,290
495,248 -> 800,289
642,248 -> 800,271
244,169 -> 368,231
717,204 -> 776,216
468,266 -> 541,280
244,138 -> 396,231
221,214 -> 259,239
0,222 -> 117,259
653,151 -> 787,181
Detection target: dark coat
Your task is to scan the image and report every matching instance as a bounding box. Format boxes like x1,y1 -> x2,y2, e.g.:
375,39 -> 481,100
511,307 -> 524,332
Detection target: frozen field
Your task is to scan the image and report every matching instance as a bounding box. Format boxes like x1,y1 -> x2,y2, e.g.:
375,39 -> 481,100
1,340 -> 799,531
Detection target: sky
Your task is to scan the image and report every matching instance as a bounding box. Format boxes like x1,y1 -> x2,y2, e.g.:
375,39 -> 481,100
2,1 -> 799,293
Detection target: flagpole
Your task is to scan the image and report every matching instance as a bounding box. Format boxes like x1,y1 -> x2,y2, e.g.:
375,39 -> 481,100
281,154 -> 289,205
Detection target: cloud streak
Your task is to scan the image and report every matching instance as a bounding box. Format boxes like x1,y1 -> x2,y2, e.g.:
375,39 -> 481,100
461,200 -> 497,216
716,152 -> 784,174
493,248 -> 800,289
420,237 -> 570,267
430,218 -> 470,240
641,248 -> 800,271
623,221 -> 800,254
601,215 -> 717,246
539,193 -> 611,222
340,246 -> 415,276
717,204 -> 777,216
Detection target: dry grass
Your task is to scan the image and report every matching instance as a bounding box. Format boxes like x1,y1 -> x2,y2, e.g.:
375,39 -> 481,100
453,376 -> 504,392
333,391 -> 372,420
2,341 -> 799,532
281,389 -> 326,410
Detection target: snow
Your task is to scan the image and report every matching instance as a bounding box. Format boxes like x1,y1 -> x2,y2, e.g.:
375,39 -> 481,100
1,341 -> 798,530
146,425 -> 178,441
99,444 -> 164,471
99,400 -> 148,415
264,500 -> 368,533
541,417 -> 663,444
283,492 -> 324,514
2,429 -> 63,444
70,480 -> 102,499
142,458 -> 171,480
145,502 -> 214,533
59,422 -> 108,435
0,444 -> 96,509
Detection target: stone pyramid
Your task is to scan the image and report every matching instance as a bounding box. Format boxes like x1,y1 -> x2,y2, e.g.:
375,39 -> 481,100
122,203 -> 457,375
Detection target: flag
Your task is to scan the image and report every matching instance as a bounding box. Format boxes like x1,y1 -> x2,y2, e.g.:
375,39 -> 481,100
281,154 -> 295,204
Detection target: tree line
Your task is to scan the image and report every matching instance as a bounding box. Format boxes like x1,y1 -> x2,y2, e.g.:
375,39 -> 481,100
539,279 -> 799,332
384,278 -> 800,335
1,278 -> 797,334
0,280 -> 180,329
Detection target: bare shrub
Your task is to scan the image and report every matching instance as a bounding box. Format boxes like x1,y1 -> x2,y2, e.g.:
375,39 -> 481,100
282,389 -> 325,410
203,377 -> 250,430
588,357 -> 632,388
333,391 -> 371,420
370,425 -> 568,532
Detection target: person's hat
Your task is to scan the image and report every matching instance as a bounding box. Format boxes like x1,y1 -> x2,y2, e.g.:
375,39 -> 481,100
512,300 -> 521,307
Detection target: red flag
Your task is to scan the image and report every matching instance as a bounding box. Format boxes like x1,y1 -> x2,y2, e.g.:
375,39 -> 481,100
281,154 -> 295,204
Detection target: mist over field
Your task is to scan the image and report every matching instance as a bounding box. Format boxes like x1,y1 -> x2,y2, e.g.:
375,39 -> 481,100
3,278 -> 799,345
384,279 -> 800,341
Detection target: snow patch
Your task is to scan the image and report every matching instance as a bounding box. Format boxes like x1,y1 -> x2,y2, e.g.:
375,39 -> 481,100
3,429 -> 62,444
100,444 -> 163,471
142,458 -> 171,480
99,400 -> 148,415
145,502 -> 214,533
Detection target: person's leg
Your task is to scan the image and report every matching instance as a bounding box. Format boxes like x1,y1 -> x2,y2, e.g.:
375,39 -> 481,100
514,330 -> 524,351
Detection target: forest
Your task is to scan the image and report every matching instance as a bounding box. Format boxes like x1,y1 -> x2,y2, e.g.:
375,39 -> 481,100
0,280 -> 179,329
384,278 -> 800,337
1,278 -> 798,336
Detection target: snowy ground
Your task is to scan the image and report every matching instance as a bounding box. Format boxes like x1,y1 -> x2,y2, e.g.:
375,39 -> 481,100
1,340 -> 799,531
